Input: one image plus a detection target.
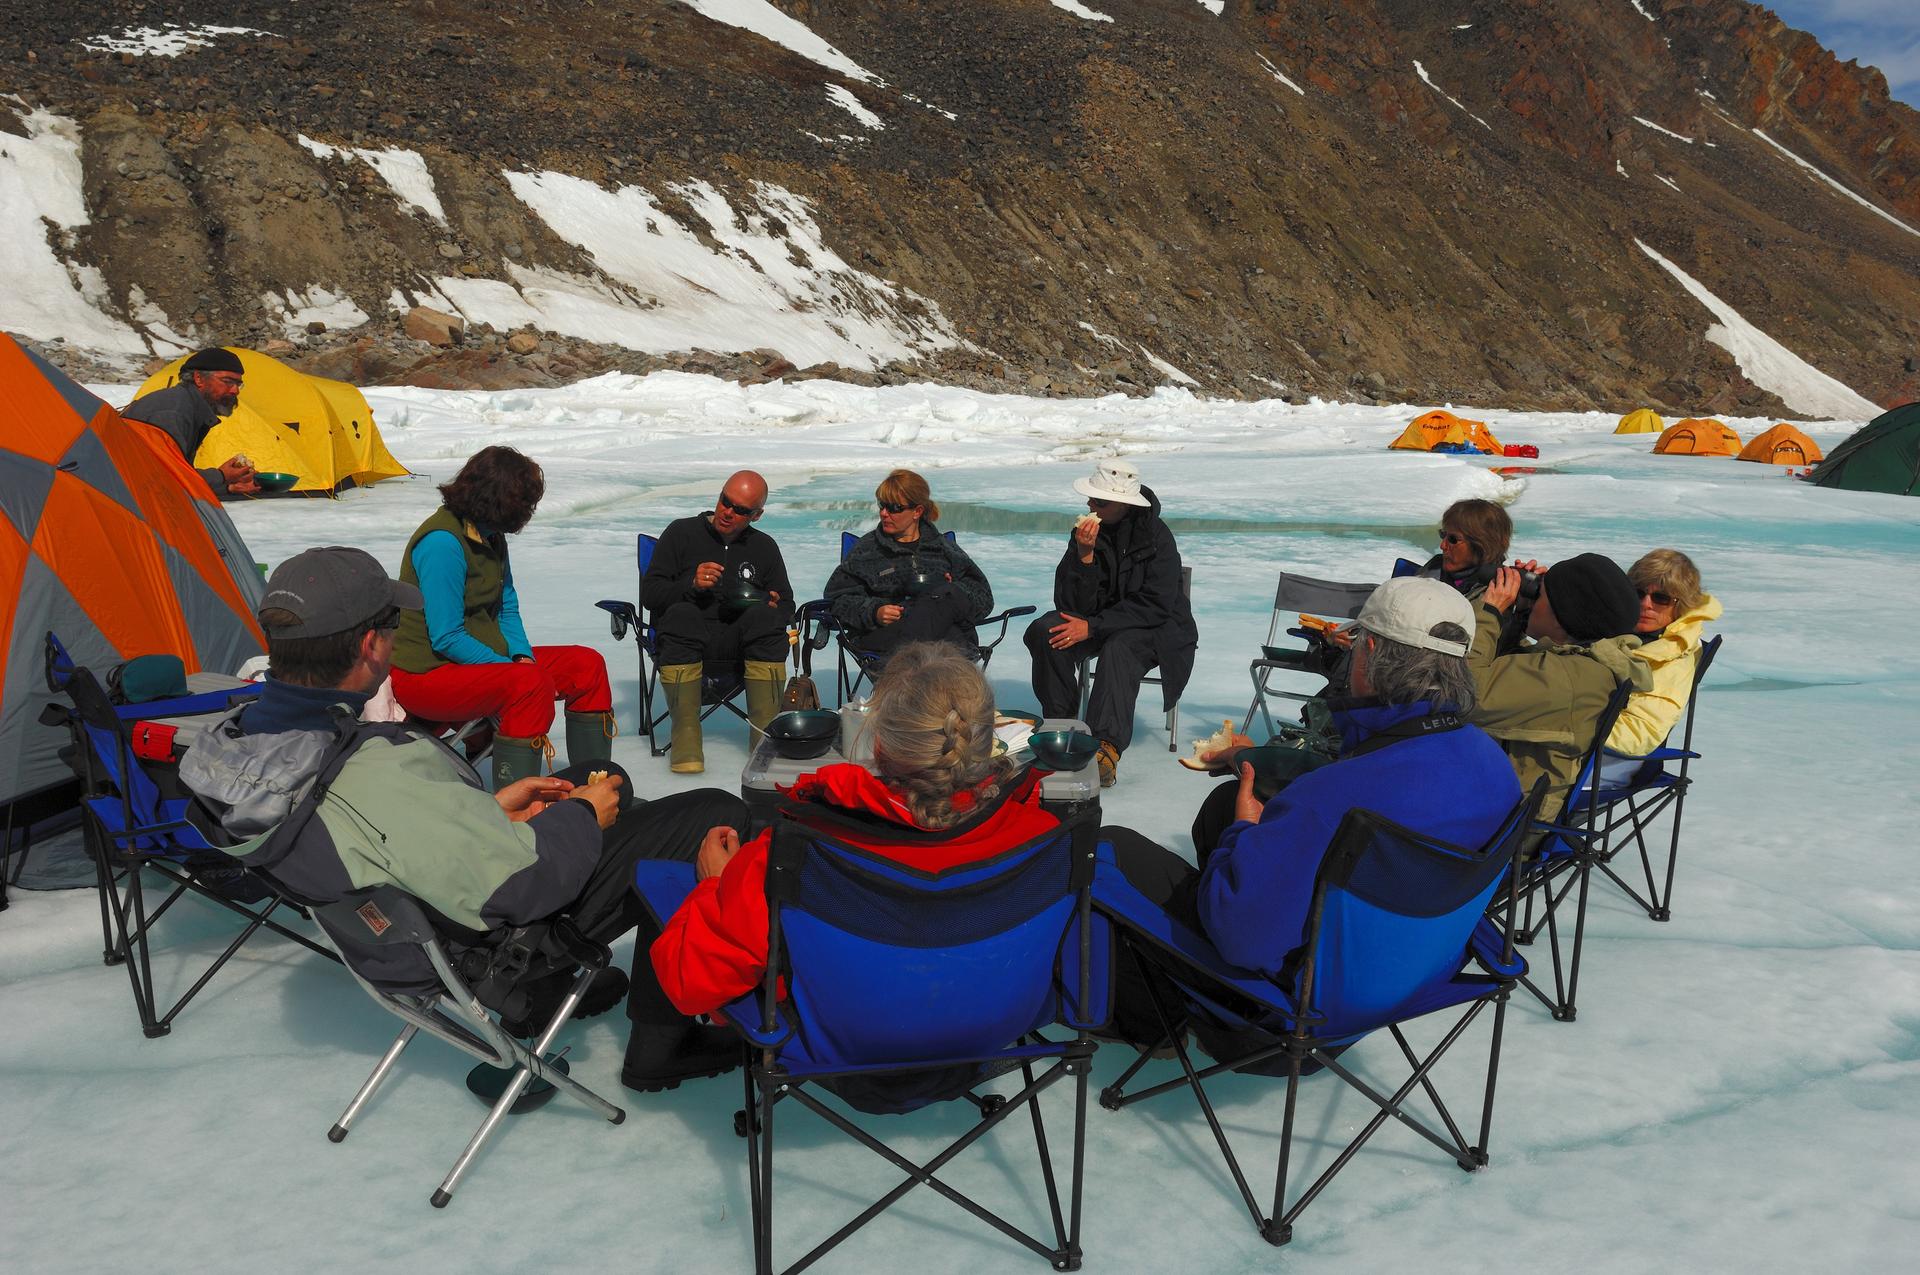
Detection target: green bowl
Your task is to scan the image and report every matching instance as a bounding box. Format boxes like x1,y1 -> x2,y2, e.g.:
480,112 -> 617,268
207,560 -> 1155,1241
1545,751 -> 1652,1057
1028,729 -> 1099,772
765,709 -> 840,760
253,471 -> 299,493
716,581 -> 771,617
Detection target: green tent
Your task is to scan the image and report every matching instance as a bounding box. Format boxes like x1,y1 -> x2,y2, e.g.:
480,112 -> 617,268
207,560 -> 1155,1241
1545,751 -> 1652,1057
1808,403 -> 1920,495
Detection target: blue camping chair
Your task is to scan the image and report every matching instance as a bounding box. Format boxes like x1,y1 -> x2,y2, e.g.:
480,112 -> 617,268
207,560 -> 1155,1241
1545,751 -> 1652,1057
1091,778 -> 1545,1247
796,530 -> 1034,705
41,633 -> 338,1037
1573,634 -> 1720,921
1497,682 -> 1636,1022
596,532 -> 756,756
633,802 -> 1108,1273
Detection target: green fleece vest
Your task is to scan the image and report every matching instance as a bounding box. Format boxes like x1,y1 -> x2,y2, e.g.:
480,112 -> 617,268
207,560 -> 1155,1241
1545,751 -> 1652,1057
392,506 -> 509,673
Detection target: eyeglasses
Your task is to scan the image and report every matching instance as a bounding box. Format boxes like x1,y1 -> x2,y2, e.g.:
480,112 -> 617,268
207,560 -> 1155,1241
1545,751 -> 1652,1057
1638,588 -> 1676,608
718,493 -> 762,518
1439,531 -> 1468,546
369,606 -> 402,633
878,500 -> 918,515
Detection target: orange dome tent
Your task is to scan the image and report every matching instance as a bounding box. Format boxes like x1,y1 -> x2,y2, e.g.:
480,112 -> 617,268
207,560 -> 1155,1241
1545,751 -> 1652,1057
1615,408 -> 1664,434
1737,422 -> 1824,466
1390,409 -> 1504,454
0,335 -> 266,805
1652,418 -> 1742,456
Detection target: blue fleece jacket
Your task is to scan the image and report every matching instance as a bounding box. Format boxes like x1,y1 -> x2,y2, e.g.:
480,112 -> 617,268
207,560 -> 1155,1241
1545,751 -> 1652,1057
1197,699 -> 1520,978
410,529 -> 534,665
237,678 -> 371,735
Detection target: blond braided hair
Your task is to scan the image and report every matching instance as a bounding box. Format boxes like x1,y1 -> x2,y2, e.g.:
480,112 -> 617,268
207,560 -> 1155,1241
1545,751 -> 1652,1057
866,642 -> 1011,829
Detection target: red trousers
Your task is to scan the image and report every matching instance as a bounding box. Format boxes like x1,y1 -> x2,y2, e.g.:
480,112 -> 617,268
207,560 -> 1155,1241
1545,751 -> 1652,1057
390,645 -> 612,739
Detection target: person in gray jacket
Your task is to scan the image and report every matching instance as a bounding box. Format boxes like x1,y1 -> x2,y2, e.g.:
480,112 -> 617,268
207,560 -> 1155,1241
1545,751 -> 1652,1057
823,468 -> 993,664
120,347 -> 259,497
182,546 -> 747,1093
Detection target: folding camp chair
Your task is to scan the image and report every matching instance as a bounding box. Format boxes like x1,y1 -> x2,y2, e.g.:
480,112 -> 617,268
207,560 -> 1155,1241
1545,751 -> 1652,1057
312,883 -> 627,1208
1091,778 -> 1545,1247
633,808 -> 1108,1273
1241,571 -> 1377,738
1073,565 -> 1192,751
1495,682 -> 1635,1022
1579,635 -> 1722,922
801,530 -> 1035,705
41,635 -> 338,1037
596,532 -> 755,756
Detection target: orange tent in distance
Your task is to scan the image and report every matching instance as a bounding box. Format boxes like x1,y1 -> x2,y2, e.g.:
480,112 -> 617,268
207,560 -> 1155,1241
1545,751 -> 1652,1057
1737,423 -> 1824,466
1651,418 -> 1742,456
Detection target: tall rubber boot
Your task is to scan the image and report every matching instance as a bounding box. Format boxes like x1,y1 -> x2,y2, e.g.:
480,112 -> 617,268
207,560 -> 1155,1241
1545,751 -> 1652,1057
660,664 -> 705,774
743,660 -> 787,739
491,734 -> 548,792
564,710 -> 616,770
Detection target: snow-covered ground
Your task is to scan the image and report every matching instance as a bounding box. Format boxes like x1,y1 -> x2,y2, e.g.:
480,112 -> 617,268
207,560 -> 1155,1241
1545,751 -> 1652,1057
5,380 -> 1918,1273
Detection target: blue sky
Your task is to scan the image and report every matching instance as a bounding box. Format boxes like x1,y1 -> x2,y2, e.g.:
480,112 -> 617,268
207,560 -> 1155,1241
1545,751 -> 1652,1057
1766,1 -> 1920,108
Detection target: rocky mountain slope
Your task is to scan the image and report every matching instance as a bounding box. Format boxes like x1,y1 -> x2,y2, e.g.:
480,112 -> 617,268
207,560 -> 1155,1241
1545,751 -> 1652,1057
3,0 -> 1917,415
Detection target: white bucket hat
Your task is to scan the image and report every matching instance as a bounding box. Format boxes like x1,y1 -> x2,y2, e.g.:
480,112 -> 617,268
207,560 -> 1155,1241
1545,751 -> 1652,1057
1348,577 -> 1475,656
1072,459 -> 1151,508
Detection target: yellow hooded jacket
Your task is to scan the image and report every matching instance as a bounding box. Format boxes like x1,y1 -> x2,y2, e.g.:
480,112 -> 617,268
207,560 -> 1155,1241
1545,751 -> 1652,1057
1606,594 -> 1722,756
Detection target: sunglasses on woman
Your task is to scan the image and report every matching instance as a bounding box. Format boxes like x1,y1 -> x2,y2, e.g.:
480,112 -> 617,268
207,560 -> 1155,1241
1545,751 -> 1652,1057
1439,531 -> 1468,546
1638,588 -> 1676,608
718,493 -> 761,517
878,500 -> 917,515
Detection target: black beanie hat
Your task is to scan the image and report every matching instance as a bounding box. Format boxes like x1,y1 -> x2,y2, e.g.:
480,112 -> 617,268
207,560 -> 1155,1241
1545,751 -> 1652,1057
181,347 -> 243,375
1544,553 -> 1639,643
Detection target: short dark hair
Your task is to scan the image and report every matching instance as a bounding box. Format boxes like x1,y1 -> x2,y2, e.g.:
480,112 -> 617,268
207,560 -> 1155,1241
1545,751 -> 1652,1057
262,605 -> 397,687
438,446 -> 545,534
1440,499 -> 1512,567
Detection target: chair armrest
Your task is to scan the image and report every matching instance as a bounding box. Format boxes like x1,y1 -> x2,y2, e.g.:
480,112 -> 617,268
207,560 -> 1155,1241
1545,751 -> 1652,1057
976,605 -> 1037,652
595,599 -> 637,641
317,885 -> 438,946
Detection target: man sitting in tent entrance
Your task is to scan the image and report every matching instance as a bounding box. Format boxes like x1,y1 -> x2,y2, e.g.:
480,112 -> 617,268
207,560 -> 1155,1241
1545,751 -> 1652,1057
122,348 -> 260,498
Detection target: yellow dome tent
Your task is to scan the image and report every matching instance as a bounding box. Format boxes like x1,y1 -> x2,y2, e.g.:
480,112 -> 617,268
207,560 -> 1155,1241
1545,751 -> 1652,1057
1615,408 -> 1664,434
1390,409 -> 1504,455
1737,422 -> 1823,466
1652,418 -> 1742,457
131,348 -> 409,493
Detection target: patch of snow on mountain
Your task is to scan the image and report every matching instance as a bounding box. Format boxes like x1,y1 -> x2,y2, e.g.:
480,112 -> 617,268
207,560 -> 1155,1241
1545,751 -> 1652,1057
263,287 -> 370,337
682,0 -> 881,83
1751,129 -> 1920,240
1636,239 -> 1879,419
1617,160 -> 1630,177
0,106 -> 158,357
80,25 -> 273,57
1048,0 -> 1115,21
1256,54 -> 1306,95
299,137 -> 447,223
1137,346 -> 1198,387
1412,61 -> 1492,131
825,85 -> 883,131
1196,1 -> 1226,14
1627,0 -> 1657,20
437,171 -> 957,371
1656,174 -> 1682,193
1633,115 -> 1695,144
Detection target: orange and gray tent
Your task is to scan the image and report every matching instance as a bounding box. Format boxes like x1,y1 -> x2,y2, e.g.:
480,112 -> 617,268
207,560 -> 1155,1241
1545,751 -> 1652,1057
1390,409 -> 1504,454
1651,418 -> 1742,456
1615,408 -> 1664,435
1737,422 -> 1824,466
131,347 -> 409,493
1,335 -> 266,804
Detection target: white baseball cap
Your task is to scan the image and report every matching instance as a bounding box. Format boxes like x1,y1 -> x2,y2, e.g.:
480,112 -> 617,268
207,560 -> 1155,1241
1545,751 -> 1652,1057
1348,577 -> 1475,656
1072,459 -> 1151,508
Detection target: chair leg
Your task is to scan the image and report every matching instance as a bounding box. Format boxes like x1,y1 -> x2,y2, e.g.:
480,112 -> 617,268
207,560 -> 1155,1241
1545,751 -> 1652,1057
755,1065 -> 777,1275
1020,1060 -> 1070,1255
330,1023 -> 419,1142
1472,989 -> 1511,1164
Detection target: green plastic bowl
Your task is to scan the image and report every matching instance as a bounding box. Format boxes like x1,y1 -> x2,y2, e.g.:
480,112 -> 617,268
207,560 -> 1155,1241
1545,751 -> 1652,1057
1028,729 -> 1099,772
765,709 -> 840,760
253,471 -> 299,493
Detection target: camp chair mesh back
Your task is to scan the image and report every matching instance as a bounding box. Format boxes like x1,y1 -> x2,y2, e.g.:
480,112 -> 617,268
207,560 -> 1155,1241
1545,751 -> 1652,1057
310,883 -> 626,1208
1500,681 -> 1636,1022
1073,564 -> 1193,751
635,807 -> 1106,1273
1091,779 -> 1545,1247
42,635 -> 337,1037
799,530 -> 1036,706
1581,635 -> 1722,922
596,532 -> 753,757
1242,571 -> 1377,737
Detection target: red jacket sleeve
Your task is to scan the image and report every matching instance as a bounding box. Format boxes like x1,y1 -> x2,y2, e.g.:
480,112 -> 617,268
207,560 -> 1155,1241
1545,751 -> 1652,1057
649,829 -> 773,1015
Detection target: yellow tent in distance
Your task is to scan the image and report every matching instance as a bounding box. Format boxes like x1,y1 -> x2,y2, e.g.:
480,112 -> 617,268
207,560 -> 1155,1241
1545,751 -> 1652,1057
1615,408 -> 1664,434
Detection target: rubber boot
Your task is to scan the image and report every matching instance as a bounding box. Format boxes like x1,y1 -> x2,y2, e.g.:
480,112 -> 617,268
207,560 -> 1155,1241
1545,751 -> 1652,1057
743,660 -> 787,739
660,663 -> 705,774
492,734 -> 547,792
564,710 -> 616,770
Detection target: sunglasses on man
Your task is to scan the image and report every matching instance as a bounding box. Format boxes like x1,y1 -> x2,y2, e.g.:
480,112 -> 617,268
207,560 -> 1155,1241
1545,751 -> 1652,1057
718,493 -> 762,518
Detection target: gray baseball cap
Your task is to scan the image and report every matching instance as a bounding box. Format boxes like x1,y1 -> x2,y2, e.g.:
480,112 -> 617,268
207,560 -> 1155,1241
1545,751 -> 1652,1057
259,546 -> 422,638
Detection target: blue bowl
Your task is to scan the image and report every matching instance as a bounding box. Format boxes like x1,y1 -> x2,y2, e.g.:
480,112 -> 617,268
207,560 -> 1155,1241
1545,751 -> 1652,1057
1028,729 -> 1098,772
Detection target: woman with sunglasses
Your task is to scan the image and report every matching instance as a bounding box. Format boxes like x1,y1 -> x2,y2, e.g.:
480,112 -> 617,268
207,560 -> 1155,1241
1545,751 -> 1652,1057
822,469 -> 994,666
1419,499 -> 1513,599
1607,549 -> 1720,756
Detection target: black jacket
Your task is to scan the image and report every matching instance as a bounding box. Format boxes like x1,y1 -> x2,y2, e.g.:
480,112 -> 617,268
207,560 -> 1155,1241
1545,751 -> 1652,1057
1052,484 -> 1197,707
641,512 -> 796,621
824,519 -> 993,635
122,382 -> 230,496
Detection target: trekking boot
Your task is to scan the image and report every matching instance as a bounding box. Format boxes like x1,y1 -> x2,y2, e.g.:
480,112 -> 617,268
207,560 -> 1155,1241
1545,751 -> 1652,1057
660,663 -> 705,774
743,660 -> 787,741
499,968 -> 630,1039
564,710 -> 616,770
1096,741 -> 1121,789
621,1021 -> 742,1093
491,734 -> 549,792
